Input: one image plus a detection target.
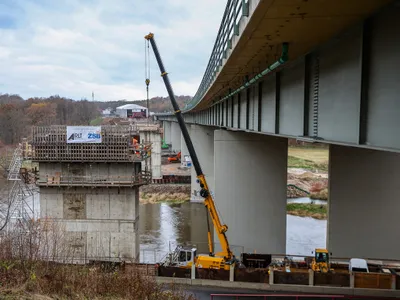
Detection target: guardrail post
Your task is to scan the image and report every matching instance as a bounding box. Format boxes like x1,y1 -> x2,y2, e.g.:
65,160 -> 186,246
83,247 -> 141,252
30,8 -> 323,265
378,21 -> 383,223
350,272 -> 355,288
269,266 -> 274,285
234,24 -> 239,36
242,0 -> 249,17
308,269 -> 314,286
391,274 -> 396,290
191,263 -> 195,280
229,264 -> 234,282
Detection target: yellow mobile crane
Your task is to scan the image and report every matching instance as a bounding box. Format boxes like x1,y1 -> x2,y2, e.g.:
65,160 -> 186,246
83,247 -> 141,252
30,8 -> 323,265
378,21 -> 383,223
145,32 -> 236,270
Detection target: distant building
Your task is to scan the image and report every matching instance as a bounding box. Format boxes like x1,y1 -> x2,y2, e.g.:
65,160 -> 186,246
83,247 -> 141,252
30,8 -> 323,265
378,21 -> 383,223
116,104 -> 148,119
102,107 -> 113,117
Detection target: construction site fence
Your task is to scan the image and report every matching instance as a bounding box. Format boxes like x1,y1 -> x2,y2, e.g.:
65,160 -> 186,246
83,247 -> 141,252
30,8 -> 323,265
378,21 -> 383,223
36,171 -> 152,187
157,265 -> 399,291
152,175 -> 191,184
136,242 -> 400,270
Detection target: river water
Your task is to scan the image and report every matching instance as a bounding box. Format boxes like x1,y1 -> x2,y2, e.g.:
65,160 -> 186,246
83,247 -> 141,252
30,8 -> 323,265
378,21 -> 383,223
139,199 -> 327,263
19,193 -> 327,263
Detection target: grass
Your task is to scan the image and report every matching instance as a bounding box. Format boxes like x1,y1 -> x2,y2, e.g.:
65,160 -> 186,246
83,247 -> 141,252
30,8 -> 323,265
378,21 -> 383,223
288,156 -> 328,172
90,117 -> 103,126
288,146 -> 329,172
0,219 -> 196,300
287,203 -> 327,220
288,146 -> 329,163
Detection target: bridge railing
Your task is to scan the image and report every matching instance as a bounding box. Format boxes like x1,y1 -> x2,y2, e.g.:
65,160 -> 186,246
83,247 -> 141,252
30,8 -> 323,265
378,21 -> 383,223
158,0 -> 250,115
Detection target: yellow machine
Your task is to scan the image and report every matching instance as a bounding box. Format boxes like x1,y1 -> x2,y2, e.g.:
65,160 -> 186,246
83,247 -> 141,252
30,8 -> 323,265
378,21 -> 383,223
145,32 -> 236,270
311,248 -> 332,273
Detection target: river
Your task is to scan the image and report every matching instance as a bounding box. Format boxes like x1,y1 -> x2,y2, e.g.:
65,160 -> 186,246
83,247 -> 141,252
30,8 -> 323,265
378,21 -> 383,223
18,193 -> 327,263
139,199 -> 327,263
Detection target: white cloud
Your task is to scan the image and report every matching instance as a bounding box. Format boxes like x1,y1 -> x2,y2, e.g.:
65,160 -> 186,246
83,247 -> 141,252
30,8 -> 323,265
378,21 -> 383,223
0,0 -> 227,101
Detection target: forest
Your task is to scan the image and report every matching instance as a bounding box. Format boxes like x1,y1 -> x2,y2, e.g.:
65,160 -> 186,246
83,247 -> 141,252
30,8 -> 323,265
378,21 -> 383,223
0,93 -> 191,146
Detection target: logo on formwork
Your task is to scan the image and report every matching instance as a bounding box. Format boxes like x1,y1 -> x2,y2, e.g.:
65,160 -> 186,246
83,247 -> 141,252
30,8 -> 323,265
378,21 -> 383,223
68,132 -> 82,141
66,126 -> 102,143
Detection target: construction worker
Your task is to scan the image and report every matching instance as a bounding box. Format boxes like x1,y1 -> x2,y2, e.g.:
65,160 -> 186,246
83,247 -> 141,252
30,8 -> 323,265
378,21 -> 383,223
132,138 -> 142,158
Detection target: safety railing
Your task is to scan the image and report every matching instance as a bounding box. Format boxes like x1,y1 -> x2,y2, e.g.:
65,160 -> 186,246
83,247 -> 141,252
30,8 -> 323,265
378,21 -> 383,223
36,171 -> 152,187
157,0 -> 250,115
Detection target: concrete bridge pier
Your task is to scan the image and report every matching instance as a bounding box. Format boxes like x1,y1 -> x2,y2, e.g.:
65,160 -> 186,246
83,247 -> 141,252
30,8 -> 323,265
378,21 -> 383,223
170,122 -> 181,152
190,125 -> 215,202
163,121 -> 171,145
328,145 -> 400,260
214,130 -> 287,254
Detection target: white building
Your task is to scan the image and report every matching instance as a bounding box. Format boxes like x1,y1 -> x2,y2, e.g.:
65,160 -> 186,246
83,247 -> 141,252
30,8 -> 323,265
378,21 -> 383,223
116,104 -> 148,118
102,107 -> 113,117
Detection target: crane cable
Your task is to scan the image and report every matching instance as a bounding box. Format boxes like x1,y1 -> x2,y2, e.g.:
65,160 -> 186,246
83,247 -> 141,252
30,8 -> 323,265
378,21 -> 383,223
145,39 -> 151,120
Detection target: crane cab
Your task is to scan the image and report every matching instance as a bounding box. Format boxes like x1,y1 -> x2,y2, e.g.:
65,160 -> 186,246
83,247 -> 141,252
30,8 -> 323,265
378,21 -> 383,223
163,246 -> 230,270
164,246 -> 196,268
177,247 -> 196,267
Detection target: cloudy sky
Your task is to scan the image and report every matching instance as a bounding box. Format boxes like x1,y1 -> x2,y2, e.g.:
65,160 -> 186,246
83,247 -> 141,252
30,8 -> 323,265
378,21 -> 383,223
0,0 -> 227,101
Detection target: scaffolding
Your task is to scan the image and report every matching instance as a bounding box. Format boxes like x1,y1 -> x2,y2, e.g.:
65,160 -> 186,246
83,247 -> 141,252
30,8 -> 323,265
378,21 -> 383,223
2,146 -> 36,231
31,125 -> 151,162
7,144 -> 23,180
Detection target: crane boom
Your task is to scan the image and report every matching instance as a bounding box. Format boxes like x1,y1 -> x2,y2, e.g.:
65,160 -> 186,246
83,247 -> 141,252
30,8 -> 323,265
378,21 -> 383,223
145,33 -> 233,261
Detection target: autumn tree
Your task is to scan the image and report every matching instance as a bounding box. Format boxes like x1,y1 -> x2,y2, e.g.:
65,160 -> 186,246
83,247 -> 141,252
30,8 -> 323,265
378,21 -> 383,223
0,103 -> 28,145
26,102 -> 57,126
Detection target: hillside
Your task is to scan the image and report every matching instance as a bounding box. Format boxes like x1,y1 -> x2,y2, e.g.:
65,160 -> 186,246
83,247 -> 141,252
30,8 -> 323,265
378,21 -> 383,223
0,93 -> 192,146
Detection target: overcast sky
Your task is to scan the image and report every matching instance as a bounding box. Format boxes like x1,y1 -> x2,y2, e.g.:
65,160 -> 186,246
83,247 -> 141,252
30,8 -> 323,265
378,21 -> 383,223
0,0 -> 227,101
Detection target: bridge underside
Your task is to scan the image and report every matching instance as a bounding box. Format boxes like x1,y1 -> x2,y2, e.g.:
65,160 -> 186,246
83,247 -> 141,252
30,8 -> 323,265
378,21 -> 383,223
195,0 -> 392,110
160,1 -> 400,153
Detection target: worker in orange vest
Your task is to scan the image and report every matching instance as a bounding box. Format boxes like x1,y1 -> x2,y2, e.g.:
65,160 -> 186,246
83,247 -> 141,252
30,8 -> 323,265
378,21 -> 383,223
132,138 -> 141,158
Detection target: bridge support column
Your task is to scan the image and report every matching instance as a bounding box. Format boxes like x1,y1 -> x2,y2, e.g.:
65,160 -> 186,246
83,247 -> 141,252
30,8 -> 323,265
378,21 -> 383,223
190,125 -> 214,202
163,121 -> 171,145
328,145 -> 400,260
170,122 -> 181,152
214,130 -> 287,254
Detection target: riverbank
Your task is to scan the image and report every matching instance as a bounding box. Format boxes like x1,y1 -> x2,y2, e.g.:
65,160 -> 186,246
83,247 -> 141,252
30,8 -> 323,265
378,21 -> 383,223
287,170 -> 328,199
140,183 -> 328,220
287,203 -> 327,220
140,168 -> 328,203
140,184 -> 190,204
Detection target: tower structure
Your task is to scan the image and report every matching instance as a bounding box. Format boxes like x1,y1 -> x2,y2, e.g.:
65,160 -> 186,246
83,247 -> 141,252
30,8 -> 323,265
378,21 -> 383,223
31,125 -> 151,263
